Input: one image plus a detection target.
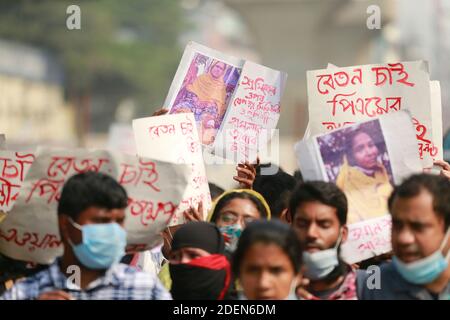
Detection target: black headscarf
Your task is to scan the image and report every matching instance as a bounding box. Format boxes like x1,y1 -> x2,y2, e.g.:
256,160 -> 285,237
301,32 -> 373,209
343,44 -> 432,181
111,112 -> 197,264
171,221 -> 224,254
169,222 -> 231,300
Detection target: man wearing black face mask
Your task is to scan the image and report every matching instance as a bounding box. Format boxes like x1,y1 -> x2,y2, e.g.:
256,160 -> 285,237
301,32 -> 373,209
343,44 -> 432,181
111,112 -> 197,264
288,181 -> 361,300
168,221 -> 232,300
1,171 -> 171,300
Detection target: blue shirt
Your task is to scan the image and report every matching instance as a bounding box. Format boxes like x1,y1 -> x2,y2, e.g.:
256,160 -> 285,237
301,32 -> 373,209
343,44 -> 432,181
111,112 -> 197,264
357,262 -> 450,300
0,262 -> 172,300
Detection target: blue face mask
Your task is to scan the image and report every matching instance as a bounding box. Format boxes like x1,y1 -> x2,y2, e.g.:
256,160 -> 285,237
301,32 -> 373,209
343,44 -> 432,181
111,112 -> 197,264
68,218 -> 127,270
393,228 -> 450,285
219,224 -> 243,252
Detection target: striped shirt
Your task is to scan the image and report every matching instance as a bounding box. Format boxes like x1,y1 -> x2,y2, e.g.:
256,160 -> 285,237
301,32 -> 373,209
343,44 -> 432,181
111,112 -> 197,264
0,261 -> 172,300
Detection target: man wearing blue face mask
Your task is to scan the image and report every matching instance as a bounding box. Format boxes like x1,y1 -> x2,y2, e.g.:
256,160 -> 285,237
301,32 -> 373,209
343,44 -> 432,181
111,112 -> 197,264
288,181 -> 361,300
1,171 -> 171,300
358,174 -> 450,300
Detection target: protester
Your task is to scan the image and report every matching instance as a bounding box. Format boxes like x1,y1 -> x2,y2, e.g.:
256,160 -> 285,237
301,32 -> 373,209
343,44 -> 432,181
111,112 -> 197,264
168,221 -> 232,300
253,170 -> 297,221
160,162 -> 258,259
358,174 -> 450,300
207,189 -> 271,253
158,189 -> 271,290
356,252 -> 393,270
1,171 -> 171,300
0,255 -> 47,296
180,188 -> 271,252
288,181 -> 361,300
233,220 -> 302,300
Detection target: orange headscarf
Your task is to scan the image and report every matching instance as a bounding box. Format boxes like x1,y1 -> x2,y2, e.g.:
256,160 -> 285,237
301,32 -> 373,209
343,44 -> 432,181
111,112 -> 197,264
187,61 -> 227,117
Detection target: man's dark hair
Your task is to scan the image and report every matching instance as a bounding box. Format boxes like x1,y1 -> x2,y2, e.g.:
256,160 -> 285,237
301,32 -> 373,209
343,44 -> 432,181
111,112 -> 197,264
208,182 -> 225,200
255,163 -> 284,176
58,171 -> 128,220
253,171 -> 297,219
388,174 -> 450,229
288,181 -> 348,225
232,220 -> 302,276
293,170 -> 304,183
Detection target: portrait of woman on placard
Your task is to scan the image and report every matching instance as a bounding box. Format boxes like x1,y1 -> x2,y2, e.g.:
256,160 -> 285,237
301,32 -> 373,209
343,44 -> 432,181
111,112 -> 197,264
317,120 -> 394,224
170,53 -> 241,145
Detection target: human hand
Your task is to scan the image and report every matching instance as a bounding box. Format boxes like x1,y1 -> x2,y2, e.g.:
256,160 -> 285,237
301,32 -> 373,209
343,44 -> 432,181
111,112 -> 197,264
433,160 -> 450,179
151,108 -> 169,116
183,201 -> 204,222
233,157 -> 260,189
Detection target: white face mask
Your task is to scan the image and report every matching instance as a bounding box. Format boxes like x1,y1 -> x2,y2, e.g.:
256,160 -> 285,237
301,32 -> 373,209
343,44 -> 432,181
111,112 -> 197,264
302,231 -> 342,281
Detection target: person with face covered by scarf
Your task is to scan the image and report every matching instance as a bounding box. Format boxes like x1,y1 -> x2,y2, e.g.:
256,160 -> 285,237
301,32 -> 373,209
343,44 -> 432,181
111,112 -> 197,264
157,189 -> 270,294
168,222 -> 232,300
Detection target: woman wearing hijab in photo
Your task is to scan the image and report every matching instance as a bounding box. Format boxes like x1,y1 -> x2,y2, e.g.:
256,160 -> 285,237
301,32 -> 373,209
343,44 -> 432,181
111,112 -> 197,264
168,221 -> 231,300
172,59 -> 228,143
233,220 -> 302,300
335,128 -> 393,224
185,60 -> 228,119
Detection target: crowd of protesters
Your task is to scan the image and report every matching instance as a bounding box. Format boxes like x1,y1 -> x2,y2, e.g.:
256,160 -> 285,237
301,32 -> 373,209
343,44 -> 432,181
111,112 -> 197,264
0,154 -> 449,300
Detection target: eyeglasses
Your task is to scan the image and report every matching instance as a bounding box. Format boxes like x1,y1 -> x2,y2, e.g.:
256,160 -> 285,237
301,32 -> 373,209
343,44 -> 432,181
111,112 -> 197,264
218,212 -> 257,227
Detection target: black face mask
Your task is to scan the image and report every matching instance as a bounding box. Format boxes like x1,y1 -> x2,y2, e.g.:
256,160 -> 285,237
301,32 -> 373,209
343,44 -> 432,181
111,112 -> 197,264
169,264 -> 227,300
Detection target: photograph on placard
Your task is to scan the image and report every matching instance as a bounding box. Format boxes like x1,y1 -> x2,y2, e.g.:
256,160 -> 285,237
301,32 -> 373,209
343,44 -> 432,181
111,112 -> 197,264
316,119 -> 394,224
165,42 -> 244,146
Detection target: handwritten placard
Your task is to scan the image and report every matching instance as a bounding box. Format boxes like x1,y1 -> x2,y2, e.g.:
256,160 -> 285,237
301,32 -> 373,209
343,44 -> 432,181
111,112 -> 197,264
307,61 -> 434,167
295,111 -> 422,262
164,42 -> 287,163
0,151 -> 35,212
0,147 -> 190,264
133,113 -> 211,225
341,214 -> 392,264
213,61 -> 287,163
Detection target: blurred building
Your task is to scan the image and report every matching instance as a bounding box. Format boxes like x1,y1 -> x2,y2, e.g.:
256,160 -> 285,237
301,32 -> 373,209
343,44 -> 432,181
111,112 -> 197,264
395,0 -> 450,134
0,39 -> 76,148
181,0 -> 450,187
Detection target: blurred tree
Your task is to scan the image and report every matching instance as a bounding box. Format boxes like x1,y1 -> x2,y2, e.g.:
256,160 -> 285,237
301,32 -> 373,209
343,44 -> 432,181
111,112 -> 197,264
0,0 -> 187,142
